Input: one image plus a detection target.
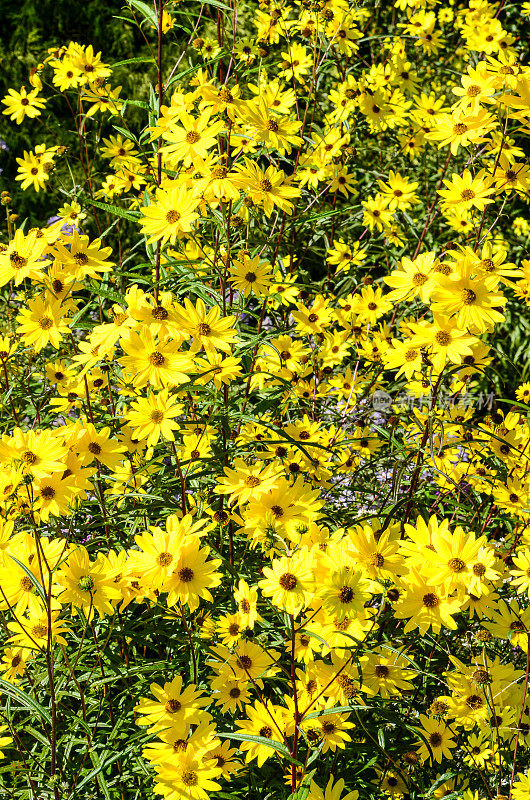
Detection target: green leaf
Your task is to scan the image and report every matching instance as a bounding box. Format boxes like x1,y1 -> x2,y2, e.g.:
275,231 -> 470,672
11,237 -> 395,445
0,679 -> 52,725
219,731 -> 292,759
113,57 -> 156,67
73,744 -> 136,794
8,555 -> 46,603
126,0 -> 157,27
90,199 -> 141,222
304,704 -> 371,720
90,284 -> 126,304
89,750 -> 112,800
202,0 -> 232,10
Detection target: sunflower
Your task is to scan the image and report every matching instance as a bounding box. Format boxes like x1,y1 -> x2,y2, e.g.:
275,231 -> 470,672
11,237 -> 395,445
233,158 -> 301,216
140,183 -> 200,246
134,675 -> 210,735
52,230 -> 113,279
125,389 -> 182,446
2,86 -> 46,124
164,539 -> 222,611
119,329 -> 193,389
415,715 -> 456,763
235,700 -> 285,767
160,109 -> 224,167
55,546 -> 122,619
438,169 -> 494,213
318,567 -> 371,622
431,273 -> 506,333
0,228 -> 48,286
7,609 -> 69,653
210,671 -> 251,713
259,551 -> 315,617
360,647 -> 417,698
394,571 -> 462,635
229,255 -> 272,296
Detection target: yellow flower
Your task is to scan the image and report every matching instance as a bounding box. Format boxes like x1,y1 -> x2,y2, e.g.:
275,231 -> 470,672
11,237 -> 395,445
233,158 -> 301,216
234,579 -> 261,629
452,63 -> 496,113
438,169 -> 494,212
318,567 -> 371,622
125,389 -> 183,446
512,773 -> 530,800
0,228 -> 48,286
377,170 -> 419,209
385,251 -> 438,303
430,272 -> 506,333
51,59 -> 83,91
163,539 -> 222,611
15,149 -> 54,192
241,97 -> 302,154
193,352 -> 243,389
119,329 -> 193,388
175,298 -> 238,357
134,675 -> 210,735
214,458 -> 279,506
361,194 -> 394,231
160,109 -> 224,167
83,83 -> 123,116
425,109 -> 495,155
52,230 -> 114,279
416,715 -> 456,763
235,700 -> 285,767
307,775 -> 359,800
353,285 -> 393,325
0,427 -> 67,479
394,571 -> 462,635
409,315 -> 476,371
383,338 -> 423,380
210,670 -> 251,713
32,471 -> 77,520
153,754 -> 222,800
16,296 -> 71,352
2,86 -> 46,124
301,700 -> 355,752
511,549 -> 530,596
56,546 -> 122,619
259,550 -> 315,617
7,609 -> 70,652
280,43 -> 312,83
140,183 -> 201,246
360,646 -> 417,698
70,44 -> 112,85
76,423 -> 127,471
229,255 -> 272,296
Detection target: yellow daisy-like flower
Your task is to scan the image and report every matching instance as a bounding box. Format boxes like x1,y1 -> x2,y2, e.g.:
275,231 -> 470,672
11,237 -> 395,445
56,546 -> 122,619
438,169 -> 494,212
233,158 -> 301,216
175,298 -> 238,357
430,273 -> 506,333
140,183 -> 201,245
0,227 -> 48,286
160,109 -> 224,167
229,255 -> 272,296
16,296 -> 71,352
259,551 -> 315,617
415,715 -> 456,763
125,388 -> 183,446
119,329 -> 193,389
2,86 -> 46,124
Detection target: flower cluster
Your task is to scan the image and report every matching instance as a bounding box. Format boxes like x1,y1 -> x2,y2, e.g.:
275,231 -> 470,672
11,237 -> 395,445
1,0 -> 530,799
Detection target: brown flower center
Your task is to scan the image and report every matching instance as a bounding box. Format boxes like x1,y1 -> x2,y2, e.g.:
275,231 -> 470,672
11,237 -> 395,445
279,572 -> 298,590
